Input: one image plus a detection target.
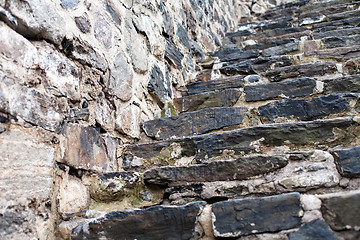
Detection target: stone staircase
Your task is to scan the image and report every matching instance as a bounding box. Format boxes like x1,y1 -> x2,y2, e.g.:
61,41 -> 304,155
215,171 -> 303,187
64,0 -> 360,239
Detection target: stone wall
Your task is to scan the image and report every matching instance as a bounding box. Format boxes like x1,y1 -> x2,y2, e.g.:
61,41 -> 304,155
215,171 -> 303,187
0,0 -> 242,239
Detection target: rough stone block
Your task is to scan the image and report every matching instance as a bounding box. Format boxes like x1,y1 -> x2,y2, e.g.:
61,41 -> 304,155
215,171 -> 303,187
306,45 -> 360,61
332,146 -> 360,177
288,219 -> 338,240
312,28 -> 360,40
244,77 -> 317,102
185,75 -> 244,95
144,155 -> 288,185
324,74 -> 360,94
148,64 -> 172,105
258,94 -> 353,121
72,201 -> 206,240
143,107 -> 248,140
262,40 -> 299,57
174,88 -> 242,112
115,104 -> 141,139
264,62 -> 338,82
212,193 -> 302,237
321,192 -> 360,231
165,38 -> 184,68
322,35 -> 360,49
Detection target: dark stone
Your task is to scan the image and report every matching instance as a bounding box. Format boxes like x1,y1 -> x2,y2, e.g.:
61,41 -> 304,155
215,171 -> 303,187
81,101 -> 88,109
143,107 -> 248,140
61,0 -> 79,10
213,49 -> 260,63
161,4 -> 174,36
123,117 -> 358,164
312,27 -> 360,40
306,45 -> 360,61
313,17 -> 360,34
221,56 -> 293,76
321,192 -> 360,231
0,8 -> 17,27
174,88 -> 242,112
322,35 -> 360,49
264,62 -> 338,82
244,77 -> 316,102
212,192 -> 301,237
327,9 -> 360,22
148,65 -> 172,105
185,75 -> 245,95
257,21 -> 293,31
176,22 -> 190,49
288,219 -> 338,240
258,94 -> 352,121
144,155 -> 288,185
190,40 -> 205,60
256,27 -> 307,39
67,108 -> 89,122
332,146 -> 360,177
165,38 -> 184,68
262,40 -> 299,57
72,201 -> 206,240
226,30 -> 254,43
324,74 -> 360,93
75,16 -> 91,33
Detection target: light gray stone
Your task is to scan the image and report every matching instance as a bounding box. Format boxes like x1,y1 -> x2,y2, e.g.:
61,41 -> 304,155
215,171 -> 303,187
116,104 -> 141,139
94,14 -> 112,49
126,25 -> 149,74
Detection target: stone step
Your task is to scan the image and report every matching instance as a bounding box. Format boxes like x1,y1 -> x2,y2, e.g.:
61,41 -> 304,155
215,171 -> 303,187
264,62 -> 338,82
323,74 -> 360,94
312,17 -> 360,33
321,34 -> 360,49
120,117 -> 359,170
312,27 -> 360,40
173,88 -> 242,112
331,145 -> 360,177
305,45 -> 360,61
143,107 -> 248,140
258,93 -> 359,122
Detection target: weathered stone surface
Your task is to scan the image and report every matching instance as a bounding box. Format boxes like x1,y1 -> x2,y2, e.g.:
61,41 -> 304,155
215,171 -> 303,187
115,104 -> 141,139
174,88 -> 242,112
61,0 -> 79,10
258,94 -> 353,122
344,58 -> 360,75
144,155 -> 288,185
72,201 -> 206,240
212,193 -> 302,237
0,127 -> 54,240
306,45 -> 360,61
321,35 -> 360,49
221,56 -> 293,76
123,117 -> 359,165
176,22 -> 191,49
264,62 -> 338,82
216,49 -> 260,63
148,64 -> 172,105
244,38 -> 296,51
245,77 -> 317,102
0,75 -> 63,131
108,52 -> 133,102
321,192 -> 360,231
288,219 -> 338,240
59,124 -> 114,172
126,25 -> 148,74
67,108 -> 89,122
324,74 -> 360,94
165,38 -> 184,68
94,15 -> 112,49
8,0 -> 66,44
75,16 -> 91,33
143,107 -> 248,140
312,27 -> 360,40
313,16 -> 360,33
262,40 -> 299,57
332,146 -> 360,177
185,75 -> 245,95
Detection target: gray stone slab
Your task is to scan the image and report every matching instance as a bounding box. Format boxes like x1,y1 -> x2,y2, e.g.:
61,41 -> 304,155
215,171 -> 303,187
288,219 -> 338,240
332,145 -> 360,177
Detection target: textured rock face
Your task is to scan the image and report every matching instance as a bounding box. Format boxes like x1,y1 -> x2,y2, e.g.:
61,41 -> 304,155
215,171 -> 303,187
332,146 -> 360,177
72,201 -> 206,240
288,219 -> 338,240
212,193 -> 302,237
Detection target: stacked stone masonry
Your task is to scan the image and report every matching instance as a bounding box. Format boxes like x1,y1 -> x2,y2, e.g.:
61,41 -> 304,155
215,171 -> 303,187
1,0 -> 360,239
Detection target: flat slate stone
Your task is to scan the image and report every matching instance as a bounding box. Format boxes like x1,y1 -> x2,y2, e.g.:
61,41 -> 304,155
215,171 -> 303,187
258,94 -> 353,121
221,56 -> 293,76
185,75 -> 245,95
313,17 -> 360,34
244,77 -> 316,102
144,155 -> 288,185
264,62 -> 338,82
306,45 -> 360,61
262,40 -> 299,57
122,117 -> 357,165
332,145 -> 360,177
324,74 -> 360,93
212,192 -> 302,237
72,201 -> 206,240
244,38 -> 297,51
148,64 -> 172,105
312,27 -> 360,40
165,38 -> 184,68
288,219 -> 338,240
174,88 -> 242,112
321,192 -> 360,231
143,107 -> 248,140
322,35 -> 360,49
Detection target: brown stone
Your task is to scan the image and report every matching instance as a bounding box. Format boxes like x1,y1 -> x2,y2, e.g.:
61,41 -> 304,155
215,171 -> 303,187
115,104 -> 141,139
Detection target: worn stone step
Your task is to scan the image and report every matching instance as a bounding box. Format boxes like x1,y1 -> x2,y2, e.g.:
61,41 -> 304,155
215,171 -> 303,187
264,62 -> 338,82
261,40 -> 299,57
305,45 -> 360,61
120,117 -> 359,170
220,55 -> 293,76
242,38 -> 297,51
143,155 -> 288,185
212,192 -> 302,237
288,219 -> 338,240
71,201 -> 206,240
312,16 -> 360,33
312,27 -> 360,40
323,74 -> 360,94
332,145 -> 360,177
143,107 -> 248,140
258,93 -> 359,122
184,75 -> 244,95
321,34 -> 360,49
210,48 -> 260,63
244,77 -> 319,102
174,88 -> 242,112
